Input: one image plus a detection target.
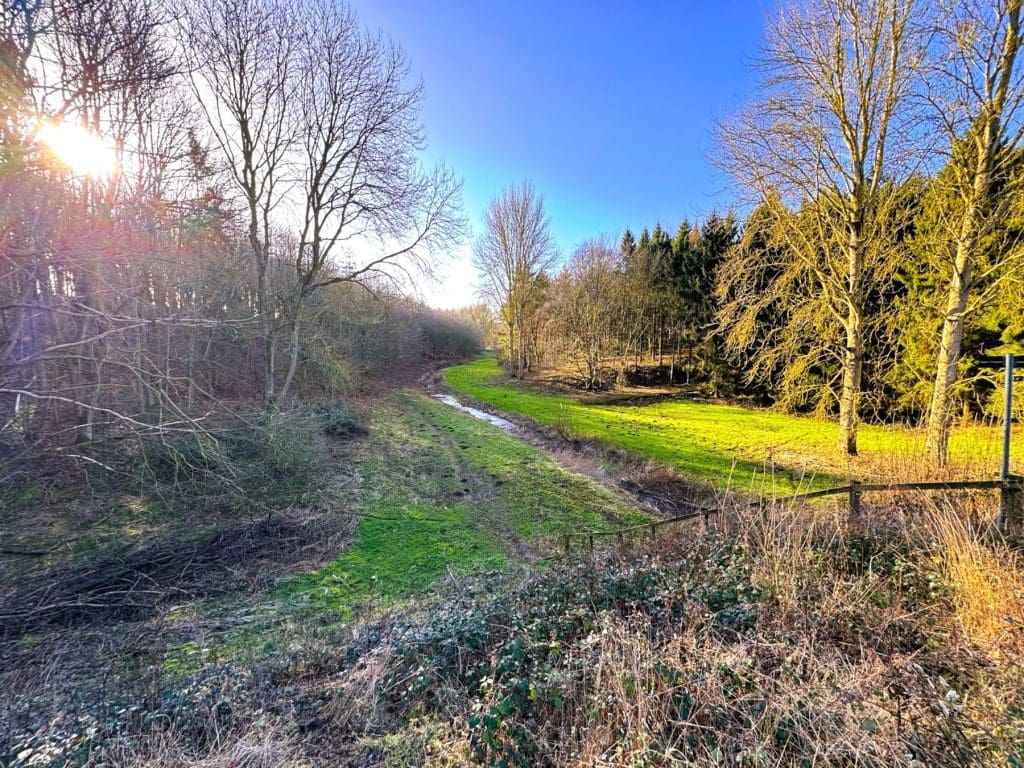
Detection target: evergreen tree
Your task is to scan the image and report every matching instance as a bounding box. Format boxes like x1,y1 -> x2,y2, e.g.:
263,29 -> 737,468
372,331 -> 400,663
620,228 -> 636,258
650,222 -> 671,252
670,220 -> 692,266
637,227 -> 651,253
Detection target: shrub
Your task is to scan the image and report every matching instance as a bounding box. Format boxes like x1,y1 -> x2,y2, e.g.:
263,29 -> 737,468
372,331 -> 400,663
135,407 -> 327,515
308,401 -> 366,437
553,404 -> 577,443
420,312 -> 484,360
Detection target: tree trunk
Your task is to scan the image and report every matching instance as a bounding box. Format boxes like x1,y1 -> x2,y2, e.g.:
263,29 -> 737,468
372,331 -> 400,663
838,211 -> 864,456
925,217 -> 977,462
516,315 -> 525,379
259,273 -> 276,403
838,320 -> 863,456
506,317 -> 515,376
279,300 -> 303,400
926,124 -> 1000,461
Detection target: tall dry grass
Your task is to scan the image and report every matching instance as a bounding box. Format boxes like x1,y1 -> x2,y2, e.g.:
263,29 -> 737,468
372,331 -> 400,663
925,499 -> 1024,659
552,612 -> 911,767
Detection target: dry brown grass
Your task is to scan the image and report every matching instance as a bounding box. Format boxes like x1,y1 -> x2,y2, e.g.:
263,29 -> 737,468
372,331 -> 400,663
549,612 -> 912,767
926,499 -> 1024,659
738,498 -> 835,608
325,644 -> 397,733
84,720 -> 308,768
188,729 -> 304,768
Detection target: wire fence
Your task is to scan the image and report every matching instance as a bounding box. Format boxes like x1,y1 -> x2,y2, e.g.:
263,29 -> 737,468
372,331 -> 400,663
560,476 -> 1024,556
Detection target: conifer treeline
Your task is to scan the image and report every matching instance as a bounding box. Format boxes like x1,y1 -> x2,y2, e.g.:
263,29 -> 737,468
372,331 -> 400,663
491,183 -> 1021,431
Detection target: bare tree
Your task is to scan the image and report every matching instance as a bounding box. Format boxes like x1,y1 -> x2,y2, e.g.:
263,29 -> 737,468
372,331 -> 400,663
473,182 -> 557,379
548,238 -> 619,389
923,0 -> 1024,464
182,0 -> 295,402
716,0 -> 927,455
277,0 -> 463,398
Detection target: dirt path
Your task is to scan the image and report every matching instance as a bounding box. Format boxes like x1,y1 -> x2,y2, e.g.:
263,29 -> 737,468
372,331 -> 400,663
422,371 -> 717,521
416,398 -> 541,562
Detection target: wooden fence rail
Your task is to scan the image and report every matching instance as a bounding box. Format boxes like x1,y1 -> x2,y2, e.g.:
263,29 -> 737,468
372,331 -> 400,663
562,476 -> 1024,556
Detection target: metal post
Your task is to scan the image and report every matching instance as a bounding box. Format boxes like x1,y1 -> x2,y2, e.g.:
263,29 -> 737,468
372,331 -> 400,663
998,353 -> 1021,535
1001,353 -> 1014,482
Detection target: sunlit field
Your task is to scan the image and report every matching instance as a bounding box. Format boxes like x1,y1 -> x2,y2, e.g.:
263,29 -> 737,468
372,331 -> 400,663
445,357 -> 1022,493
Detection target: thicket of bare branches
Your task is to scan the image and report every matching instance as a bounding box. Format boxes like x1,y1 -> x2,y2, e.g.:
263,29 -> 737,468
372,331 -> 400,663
473,182 -> 556,379
0,0 -> 466,482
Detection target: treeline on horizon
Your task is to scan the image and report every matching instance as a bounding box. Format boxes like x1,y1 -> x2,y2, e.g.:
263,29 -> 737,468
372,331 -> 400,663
475,0 -> 1024,464
489,196 -> 1020,423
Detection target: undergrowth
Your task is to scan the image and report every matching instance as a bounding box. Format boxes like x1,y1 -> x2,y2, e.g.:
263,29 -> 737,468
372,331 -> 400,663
135,402 -> 364,516
5,495 -> 1022,767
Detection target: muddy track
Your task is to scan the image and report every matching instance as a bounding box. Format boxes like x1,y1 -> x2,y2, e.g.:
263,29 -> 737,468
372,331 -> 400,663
407,391 -> 542,562
421,371 -> 718,523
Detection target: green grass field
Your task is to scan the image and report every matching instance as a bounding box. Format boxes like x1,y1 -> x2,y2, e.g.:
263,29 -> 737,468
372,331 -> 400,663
276,391 -> 645,615
444,357 -> 1022,493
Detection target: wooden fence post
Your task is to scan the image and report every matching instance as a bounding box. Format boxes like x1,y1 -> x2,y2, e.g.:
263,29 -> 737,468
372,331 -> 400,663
848,480 -> 862,524
588,533 -> 594,555
649,522 -> 656,542
563,535 -> 570,556
1000,480 -> 1023,536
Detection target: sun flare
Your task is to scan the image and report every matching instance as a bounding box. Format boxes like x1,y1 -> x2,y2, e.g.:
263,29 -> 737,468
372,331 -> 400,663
36,119 -> 118,178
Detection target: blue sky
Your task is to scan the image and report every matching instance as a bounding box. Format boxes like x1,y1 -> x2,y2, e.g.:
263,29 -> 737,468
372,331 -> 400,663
347,0 -> 775,306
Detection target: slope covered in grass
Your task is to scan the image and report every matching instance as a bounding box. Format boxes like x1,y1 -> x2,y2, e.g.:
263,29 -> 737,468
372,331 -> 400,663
445,357 -> 1022,493
276,391 -> 646,615
6,387 -> 1022,767
2,390 -> 649,766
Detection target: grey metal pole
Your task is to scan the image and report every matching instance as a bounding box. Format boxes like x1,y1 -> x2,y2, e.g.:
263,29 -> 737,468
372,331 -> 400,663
1002,353 -> 1014,481
997,353 -> 1019,533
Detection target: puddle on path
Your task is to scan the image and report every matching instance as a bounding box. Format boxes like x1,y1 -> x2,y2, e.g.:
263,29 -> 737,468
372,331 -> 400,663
432,394 -> 518,431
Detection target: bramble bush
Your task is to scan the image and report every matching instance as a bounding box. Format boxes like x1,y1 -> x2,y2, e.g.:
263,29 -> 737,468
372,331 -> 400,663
341,506 -> 1024,767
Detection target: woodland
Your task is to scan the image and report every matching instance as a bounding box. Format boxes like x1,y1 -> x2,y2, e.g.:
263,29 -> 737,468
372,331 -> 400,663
2,1 -> 1024,766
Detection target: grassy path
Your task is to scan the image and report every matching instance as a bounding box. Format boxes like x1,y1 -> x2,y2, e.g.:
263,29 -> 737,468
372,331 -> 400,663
444,357 -> 1022,493
276,390 -> 645,615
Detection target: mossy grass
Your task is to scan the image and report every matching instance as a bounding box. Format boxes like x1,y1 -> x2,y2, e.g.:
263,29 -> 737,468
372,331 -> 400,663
273,391 -> 646,617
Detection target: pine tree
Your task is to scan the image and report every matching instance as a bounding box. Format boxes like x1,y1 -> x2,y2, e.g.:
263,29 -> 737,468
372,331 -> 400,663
637,227 -> 651,253
670,220 -> 692,264
620,228 -> 636,258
